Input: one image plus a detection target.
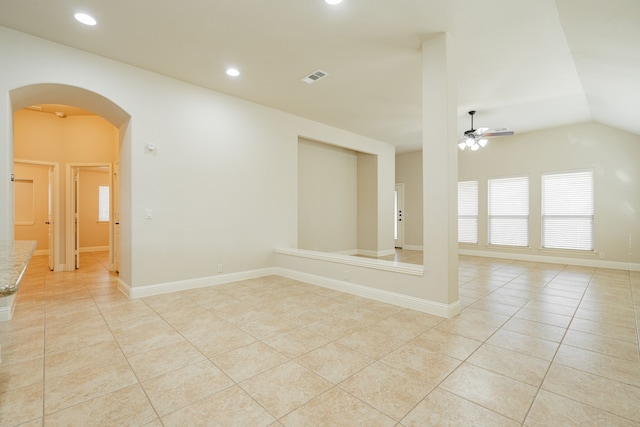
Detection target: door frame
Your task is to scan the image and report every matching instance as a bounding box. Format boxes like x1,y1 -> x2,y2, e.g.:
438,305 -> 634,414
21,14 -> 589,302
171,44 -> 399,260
66,163 -> 114,271
395,183 -> 405,248
14,159 -> 60,270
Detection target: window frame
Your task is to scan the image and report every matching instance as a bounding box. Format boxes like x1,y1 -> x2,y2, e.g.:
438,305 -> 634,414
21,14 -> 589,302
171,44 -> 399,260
541,169 -> 594,252
487,175 -> 530,248
458,180 -> 479,245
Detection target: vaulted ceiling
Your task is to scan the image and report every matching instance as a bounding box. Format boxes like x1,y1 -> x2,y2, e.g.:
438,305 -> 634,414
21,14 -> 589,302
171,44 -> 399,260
1,0 -> 638,152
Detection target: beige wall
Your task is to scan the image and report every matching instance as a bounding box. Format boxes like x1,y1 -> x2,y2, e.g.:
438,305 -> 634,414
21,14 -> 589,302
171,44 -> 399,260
357,152 -> 378,253
459,122 -> 639,267
298,138 -> 358,253
13,109 -> 118,265
395,151 -> 423,249
13,163 -> 49,251
79,168 -> 109,249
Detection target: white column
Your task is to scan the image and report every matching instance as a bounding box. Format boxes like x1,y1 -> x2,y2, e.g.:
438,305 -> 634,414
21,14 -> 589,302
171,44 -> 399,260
422,33 -> 459,313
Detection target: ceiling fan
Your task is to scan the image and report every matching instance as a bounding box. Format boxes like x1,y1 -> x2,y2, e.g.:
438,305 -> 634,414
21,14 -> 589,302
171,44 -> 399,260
458,110 -> 514,151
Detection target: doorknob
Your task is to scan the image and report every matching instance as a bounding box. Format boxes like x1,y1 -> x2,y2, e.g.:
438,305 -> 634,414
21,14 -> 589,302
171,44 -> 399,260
45,221 -> 51,224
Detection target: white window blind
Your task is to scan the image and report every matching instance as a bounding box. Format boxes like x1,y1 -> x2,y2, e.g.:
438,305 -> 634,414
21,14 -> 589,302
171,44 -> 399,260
98,186 -> 110,222
488,176 -> 529,247
542,170 -> 593,251
458,180 -> 478,244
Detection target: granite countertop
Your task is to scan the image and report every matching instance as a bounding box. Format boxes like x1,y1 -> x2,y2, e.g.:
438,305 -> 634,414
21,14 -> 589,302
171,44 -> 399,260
0,240 -> 37,297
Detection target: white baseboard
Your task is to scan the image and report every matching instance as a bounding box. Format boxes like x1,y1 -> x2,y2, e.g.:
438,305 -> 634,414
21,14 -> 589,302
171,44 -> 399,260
120,267 -> 279,299
459,248 -> 640,272
356,249 -> 396,257
402,245 -> 424,251
274,267 -> 460,318
0,295 -> 17,322
117,266 -> 458,318
80,246 -> 109,253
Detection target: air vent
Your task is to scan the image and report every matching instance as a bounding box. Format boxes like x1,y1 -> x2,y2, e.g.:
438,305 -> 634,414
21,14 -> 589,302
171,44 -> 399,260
301,69 -> 329,84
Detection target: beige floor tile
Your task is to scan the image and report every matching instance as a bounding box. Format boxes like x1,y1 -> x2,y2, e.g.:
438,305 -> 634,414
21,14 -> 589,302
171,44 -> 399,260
488,329 -> 559,361
514,307 -> 572,328
454,307 -> 511,327
186,324 -> 257,357
235,313 -> 295,340
562,329 -> 640,361
126,340 -> 206,382
542,364 -> 640,422
212,341 -> 289,382
240,361 -> 332,418
43,384 -> 157,427
44,322 -> 114,355
296,341 -> 375,384
161,385 -> 275,427
470,299 -> 521,316
280,387 -> 396,427
262,327 -> 329,358
0,358 -> 44,392
412,328 -> 482,360
554,344 -> 640,386
501,317 -> 566,343
467,343 -> 551,386
339,361 -> 434,421
380,342 -> 460,386
44,340 -> 125,380
0,382 -> 43,426
304,315 -> 368,340
525,389 -> 638,427
440,363 -> 538,423
141,360 -> 233,416
434,316 -> 499,341
569,316 -> 639,343
44,358 -> 138,414
401,388 -> 520,427
115,321 -> 186,356
574,306 -> 637,328
336,327 -> 406,359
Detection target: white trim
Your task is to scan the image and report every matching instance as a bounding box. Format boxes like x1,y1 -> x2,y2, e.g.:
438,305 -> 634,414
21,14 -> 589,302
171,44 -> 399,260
120,268 -> 279,299
0,295 -> 17,321
115,267 -> 457,318
459,248 -> 640,272
402,245 -> 424,251
275,248 -> 423,276
79,246 -> 109,253
275,267 -> 459,318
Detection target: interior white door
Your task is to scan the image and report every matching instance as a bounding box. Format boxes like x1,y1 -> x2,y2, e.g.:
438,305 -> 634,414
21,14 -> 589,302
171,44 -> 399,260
395,183 -> 405,248
74,168 -> 80,269
47,166 -> 54,271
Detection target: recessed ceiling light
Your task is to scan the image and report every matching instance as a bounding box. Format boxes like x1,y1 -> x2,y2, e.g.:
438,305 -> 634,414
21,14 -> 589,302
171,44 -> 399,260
325,0 -> 343,4
226,68 -> 240,77
74,12 -> 97,26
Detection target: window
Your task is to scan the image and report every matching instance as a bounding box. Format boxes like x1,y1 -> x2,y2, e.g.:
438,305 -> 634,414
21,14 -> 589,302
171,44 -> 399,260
458,180 -> 478,244
542,170 -> 593,251
488,176 -> 529,247
98,185 -> 110,222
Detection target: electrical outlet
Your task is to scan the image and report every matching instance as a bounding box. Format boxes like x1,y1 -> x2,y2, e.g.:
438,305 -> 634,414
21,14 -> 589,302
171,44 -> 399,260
344,270 -> 349,281
599,252 -> 605,259
217,264 -> 223,273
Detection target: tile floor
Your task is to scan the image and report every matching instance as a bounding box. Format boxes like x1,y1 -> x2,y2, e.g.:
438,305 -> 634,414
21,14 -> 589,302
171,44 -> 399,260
0,251 -> 639,426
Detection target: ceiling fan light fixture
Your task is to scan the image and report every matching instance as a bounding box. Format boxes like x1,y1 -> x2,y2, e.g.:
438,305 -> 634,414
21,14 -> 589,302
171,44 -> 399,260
458,141 -> 467,150
478,138 -> 488,147
465,136 -> 475,147
470,143 -> 480,151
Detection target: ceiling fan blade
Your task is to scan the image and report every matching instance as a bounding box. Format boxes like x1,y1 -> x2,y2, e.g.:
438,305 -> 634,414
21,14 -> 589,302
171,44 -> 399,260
479,128 -> 514,137
473,127 -> 489,136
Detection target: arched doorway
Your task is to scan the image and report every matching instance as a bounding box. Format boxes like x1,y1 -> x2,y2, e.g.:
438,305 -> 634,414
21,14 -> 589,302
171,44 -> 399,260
9,84 -> 130,273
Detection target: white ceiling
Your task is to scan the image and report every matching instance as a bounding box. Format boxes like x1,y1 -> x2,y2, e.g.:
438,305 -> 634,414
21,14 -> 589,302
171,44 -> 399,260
1,0 -> 638,152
